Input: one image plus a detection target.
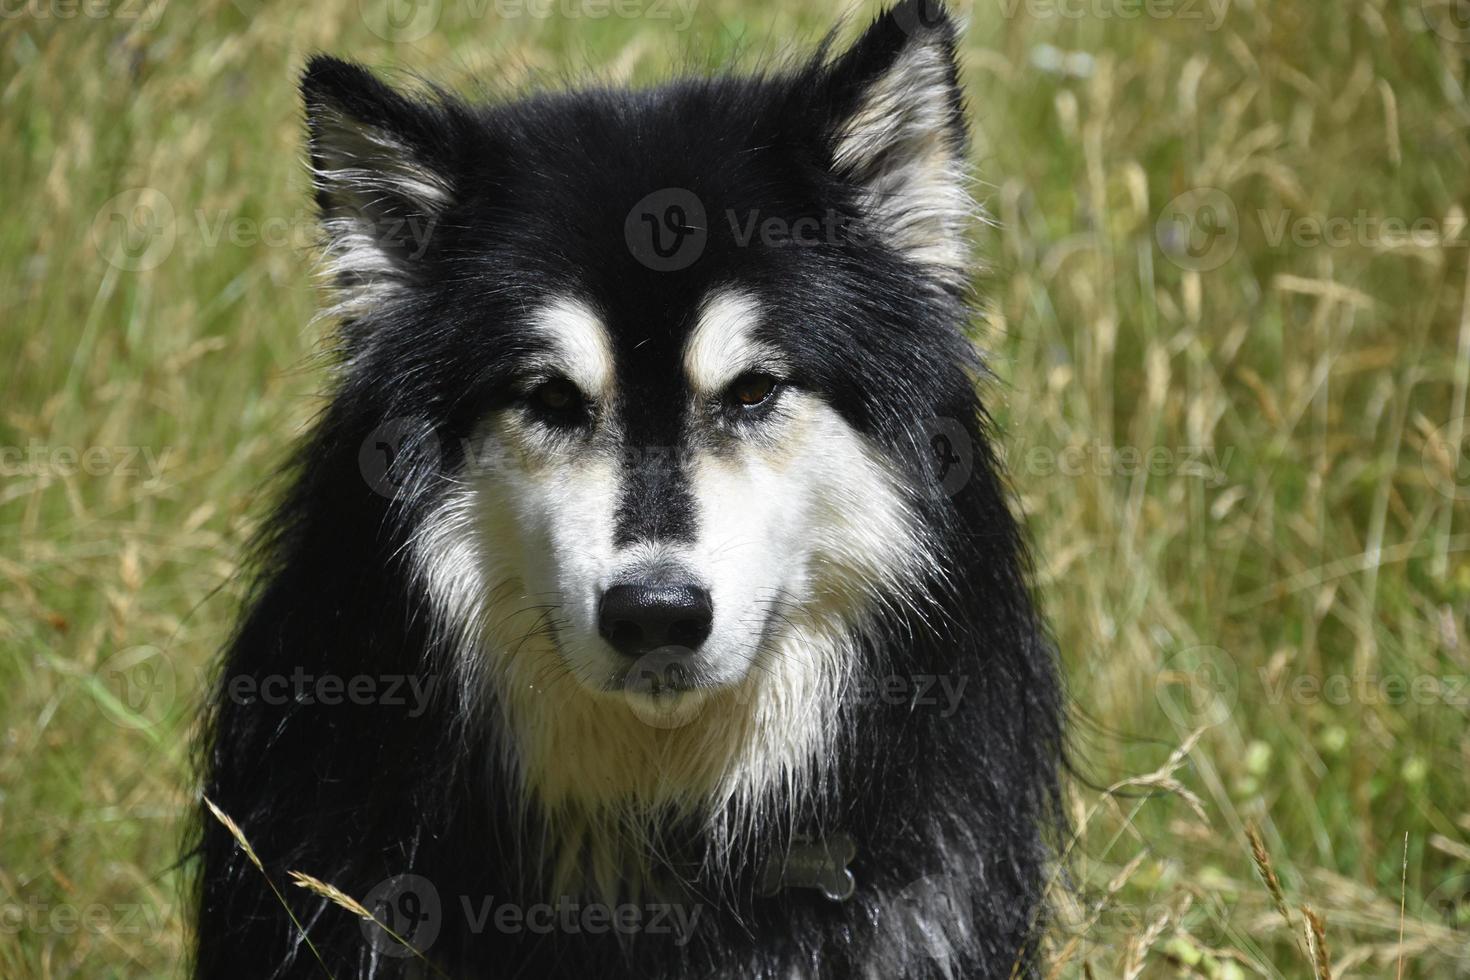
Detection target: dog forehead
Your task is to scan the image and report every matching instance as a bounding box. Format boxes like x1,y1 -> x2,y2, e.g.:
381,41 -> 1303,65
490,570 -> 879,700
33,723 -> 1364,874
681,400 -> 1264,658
524,287 -> 772,399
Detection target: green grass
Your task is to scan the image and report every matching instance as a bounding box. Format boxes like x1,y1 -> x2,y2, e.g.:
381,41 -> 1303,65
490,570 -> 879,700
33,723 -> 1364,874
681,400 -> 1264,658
3,0 -> 1469,975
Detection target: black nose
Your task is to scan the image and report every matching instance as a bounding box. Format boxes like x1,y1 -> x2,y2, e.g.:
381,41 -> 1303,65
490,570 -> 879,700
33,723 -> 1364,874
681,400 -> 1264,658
598,583 -> 714,656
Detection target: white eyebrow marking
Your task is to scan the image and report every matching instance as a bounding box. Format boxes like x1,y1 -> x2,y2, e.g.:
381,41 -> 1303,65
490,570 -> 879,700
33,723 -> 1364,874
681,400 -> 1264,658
683,288 -> 784,395
527,296 -> 616,397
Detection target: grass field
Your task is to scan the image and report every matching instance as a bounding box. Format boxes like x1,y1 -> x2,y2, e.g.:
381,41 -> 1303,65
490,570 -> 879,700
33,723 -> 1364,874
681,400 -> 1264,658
3,0 -> 1470,975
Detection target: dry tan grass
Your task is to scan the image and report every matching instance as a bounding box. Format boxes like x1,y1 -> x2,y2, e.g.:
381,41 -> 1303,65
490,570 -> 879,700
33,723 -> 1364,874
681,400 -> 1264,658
2,0 -> 1469,977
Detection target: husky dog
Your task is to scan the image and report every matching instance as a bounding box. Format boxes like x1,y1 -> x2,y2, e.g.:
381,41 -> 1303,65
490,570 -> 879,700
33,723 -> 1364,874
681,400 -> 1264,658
193,1 -> 1064,976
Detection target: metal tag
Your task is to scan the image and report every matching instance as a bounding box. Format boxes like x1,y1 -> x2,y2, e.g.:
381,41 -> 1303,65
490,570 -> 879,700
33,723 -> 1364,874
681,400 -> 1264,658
758,831 -> 857,902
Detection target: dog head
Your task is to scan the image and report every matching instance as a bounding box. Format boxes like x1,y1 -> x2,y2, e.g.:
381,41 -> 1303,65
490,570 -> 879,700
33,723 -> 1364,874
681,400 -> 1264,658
303,1 -> 982,844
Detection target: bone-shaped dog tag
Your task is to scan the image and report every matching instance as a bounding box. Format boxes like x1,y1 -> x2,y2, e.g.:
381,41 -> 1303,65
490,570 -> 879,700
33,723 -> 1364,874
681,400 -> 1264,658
758,832 -> 857,902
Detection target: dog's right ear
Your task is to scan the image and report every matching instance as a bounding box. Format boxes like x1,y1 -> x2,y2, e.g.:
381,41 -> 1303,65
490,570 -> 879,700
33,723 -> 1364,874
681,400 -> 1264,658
301,56 -> 465,317
807,0 -> 972,285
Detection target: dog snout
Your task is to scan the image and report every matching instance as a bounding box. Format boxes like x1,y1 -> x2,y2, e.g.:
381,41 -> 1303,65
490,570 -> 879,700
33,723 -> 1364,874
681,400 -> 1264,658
597,582 -> 714,656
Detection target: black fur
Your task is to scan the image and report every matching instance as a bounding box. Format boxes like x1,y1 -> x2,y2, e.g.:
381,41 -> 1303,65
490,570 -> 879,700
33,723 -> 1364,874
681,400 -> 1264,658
192,2 -> 1064,977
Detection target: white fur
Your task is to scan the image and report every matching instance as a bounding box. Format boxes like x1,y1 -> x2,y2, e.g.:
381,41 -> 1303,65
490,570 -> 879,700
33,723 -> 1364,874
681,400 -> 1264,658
831,42 -> 977,282
526,296 -> 616,400
682,289 -> 787,395
311,108 -> 452,319
410,290 -> 933,900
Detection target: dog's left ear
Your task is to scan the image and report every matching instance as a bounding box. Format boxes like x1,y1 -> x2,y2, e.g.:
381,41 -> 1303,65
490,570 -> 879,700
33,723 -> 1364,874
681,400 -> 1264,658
811,0 -> 972,281
301,56 -> 468,317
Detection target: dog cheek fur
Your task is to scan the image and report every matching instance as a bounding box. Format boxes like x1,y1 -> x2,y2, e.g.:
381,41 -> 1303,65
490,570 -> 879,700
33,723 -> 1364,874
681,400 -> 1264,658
407,394 -> 935,907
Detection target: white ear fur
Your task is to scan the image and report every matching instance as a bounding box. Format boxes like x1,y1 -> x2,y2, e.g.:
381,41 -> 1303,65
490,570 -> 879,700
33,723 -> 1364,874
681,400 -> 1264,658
828,25 -> 976,283
304,77 -> 456,319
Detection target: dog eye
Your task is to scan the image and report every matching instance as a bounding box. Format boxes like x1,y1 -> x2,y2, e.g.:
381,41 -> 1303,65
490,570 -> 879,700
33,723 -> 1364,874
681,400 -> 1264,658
528,378 -> 586,418
728,372 -> 778,409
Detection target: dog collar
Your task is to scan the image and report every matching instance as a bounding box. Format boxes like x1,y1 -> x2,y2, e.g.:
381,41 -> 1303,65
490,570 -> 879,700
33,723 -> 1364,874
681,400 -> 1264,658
757,831 -> 857,902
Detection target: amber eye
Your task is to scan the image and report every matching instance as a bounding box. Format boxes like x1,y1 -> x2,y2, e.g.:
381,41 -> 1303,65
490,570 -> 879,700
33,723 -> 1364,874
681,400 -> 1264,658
729,372 -> 778,408
529,378 -> 584,416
